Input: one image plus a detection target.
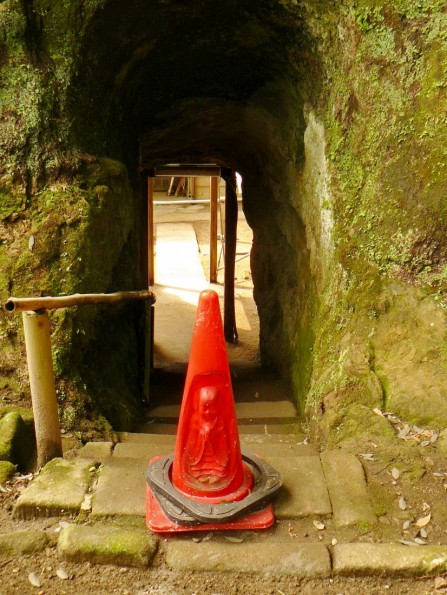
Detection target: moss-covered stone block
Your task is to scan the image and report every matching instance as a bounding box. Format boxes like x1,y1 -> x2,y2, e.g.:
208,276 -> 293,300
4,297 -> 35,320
0,460 -> 16,484
0,531 -> 49,556
57,524 -> 158,567
0,411 -> 34,470
13,457 -> 95,519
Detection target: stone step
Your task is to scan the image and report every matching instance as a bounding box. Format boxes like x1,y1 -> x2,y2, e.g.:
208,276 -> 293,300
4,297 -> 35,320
333,543 -> 447,576
118,431 -> 305,445
13,458 -> 95,520
91,457 -> 147,518
112,439 -> 316,460
147,400 -> 297,419
13,438 -> 377,539
134,420 -> 304,435
164,540 -> 331,577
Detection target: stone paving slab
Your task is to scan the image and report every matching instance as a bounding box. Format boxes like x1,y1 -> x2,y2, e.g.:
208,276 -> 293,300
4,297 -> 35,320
321,451 -> 377,528
13,458 -> 94,519
91,457 -> 147,518
241,433 -> 307,445
58,523 -> 158,567
333,543 -> 447,576
244,442 -> 317,458
0,531 -> 49,555
77,441 -> 113,460
164,540 -> 331,577
268,456 -> 332,519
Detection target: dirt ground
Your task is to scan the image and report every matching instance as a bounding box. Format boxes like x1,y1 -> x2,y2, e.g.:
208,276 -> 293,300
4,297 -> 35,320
1,207 -> 447,593
0,474 -> 445,595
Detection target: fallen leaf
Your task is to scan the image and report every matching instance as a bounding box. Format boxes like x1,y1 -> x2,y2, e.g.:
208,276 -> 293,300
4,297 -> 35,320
224,536 -> 244,543
398,425 -> 411,439
420,527 -> 428,539
331,538 -> 338,546
373,408 -> 383,417
399,496 -> 407,511
402,520 -> 410,530
56,568 -> 69,580
28,572 -> 41,587
313,520 -> 325,530
359,453 -> 375,461
421,440 -> 431,447
202,532 -> 213,542
414,537 -> 427,545
415,513 -> 431,528
399,539 -> 420,547
391,467 -> 400,480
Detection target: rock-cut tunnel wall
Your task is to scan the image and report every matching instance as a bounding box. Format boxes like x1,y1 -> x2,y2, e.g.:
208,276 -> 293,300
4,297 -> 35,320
0,1 -> 446,444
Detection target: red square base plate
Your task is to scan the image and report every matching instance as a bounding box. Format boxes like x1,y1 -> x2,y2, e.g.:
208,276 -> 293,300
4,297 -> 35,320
146,485 -> 275,533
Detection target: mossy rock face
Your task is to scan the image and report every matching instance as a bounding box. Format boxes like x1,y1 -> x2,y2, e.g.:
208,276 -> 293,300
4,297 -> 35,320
0,154 -> 143,431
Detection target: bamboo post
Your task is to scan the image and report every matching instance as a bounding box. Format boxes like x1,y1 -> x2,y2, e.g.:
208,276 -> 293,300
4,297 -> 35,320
22,310 -> 62,468
210,176 -> 219,283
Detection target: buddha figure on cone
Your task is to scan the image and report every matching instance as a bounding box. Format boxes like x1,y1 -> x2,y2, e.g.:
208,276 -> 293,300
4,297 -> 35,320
184,386 -> 229,487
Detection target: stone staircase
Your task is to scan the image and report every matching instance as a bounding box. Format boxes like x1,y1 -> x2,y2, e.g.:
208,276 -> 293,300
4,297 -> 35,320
10,367 -> 447,578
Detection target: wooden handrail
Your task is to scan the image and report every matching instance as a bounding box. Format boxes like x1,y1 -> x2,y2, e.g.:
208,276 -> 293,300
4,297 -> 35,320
4,289 -> 156,313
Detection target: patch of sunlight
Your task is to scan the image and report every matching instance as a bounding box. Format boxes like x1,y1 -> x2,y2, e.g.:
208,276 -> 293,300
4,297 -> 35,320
162,286 -> 203,306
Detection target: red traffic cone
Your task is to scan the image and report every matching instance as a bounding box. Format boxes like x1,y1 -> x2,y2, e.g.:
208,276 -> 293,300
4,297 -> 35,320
146,290 -> 281,532
171,290 -> 252,501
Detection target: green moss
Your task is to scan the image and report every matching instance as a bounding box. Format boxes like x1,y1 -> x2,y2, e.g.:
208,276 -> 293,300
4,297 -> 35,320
0,410 -> 35,471
57,524 -> 158,567
0,460 -> 16,484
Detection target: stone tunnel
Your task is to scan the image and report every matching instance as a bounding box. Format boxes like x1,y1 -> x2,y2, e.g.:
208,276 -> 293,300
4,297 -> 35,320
0,0 -> 446,443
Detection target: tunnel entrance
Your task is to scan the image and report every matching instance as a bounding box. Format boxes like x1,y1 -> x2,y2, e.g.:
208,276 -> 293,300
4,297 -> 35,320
145,165 -> 258,373
67,0 -> 320,421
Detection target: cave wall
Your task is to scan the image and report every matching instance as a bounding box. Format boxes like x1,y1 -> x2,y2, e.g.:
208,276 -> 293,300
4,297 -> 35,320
301,1 -> 447,444
0,0 -> 446,442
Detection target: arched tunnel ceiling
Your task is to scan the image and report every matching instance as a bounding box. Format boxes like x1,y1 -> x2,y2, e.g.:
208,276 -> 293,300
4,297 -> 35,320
71,0 -> 315,172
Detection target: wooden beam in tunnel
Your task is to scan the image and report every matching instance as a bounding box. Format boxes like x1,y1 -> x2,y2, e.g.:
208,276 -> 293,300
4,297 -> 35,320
155,164 -> 221,177
224,170 -> 238,344
148,176 -> 155,286
210,176 -> 219,283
